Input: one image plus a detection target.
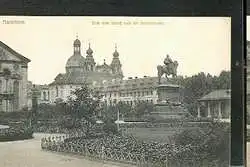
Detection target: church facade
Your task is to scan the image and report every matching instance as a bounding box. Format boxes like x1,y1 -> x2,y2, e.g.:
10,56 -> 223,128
39,37 -> 174,106
0,41 -> 30,112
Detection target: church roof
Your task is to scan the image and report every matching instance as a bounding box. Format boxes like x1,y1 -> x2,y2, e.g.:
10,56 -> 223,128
0,41 -> 31,63
199,89 -> 231,101
66,55 -> 85,68
49,71 -> 116,86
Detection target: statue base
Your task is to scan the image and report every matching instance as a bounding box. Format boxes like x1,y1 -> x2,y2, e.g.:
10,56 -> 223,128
150,103 -> 187,120
149,81 -> 188,120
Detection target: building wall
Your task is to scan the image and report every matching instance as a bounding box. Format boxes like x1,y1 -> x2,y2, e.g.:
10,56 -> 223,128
20,64 -> 28,109
45,77 -> 174,107
0,61 -> 28,112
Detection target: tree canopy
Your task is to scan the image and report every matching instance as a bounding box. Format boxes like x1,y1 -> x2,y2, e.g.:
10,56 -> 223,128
171,71 -> 230,116
67,82 -> 103,132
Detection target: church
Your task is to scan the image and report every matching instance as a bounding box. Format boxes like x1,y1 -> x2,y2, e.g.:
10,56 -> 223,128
0,41 -> 30,112
48,37 -> 123,103
39,37 -> 172,106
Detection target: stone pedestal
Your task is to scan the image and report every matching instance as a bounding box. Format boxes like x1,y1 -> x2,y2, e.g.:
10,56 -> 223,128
156,84 -> 181,103
150,83 -> 187,120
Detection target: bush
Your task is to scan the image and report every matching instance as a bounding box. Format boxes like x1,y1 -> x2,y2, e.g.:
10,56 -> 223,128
0,124 -> 33,142
103,120 -> 118,134
173,121 -> 230,166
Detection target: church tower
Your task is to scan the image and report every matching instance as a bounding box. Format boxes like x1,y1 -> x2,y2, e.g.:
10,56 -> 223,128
110,44 -> 123,79
65,36 -> 86,73
85,43 -> 96,72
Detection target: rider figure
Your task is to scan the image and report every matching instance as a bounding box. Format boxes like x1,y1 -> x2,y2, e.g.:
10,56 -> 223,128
164,54 -> 173,67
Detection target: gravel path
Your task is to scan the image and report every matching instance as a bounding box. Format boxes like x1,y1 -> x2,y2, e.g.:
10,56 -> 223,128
0,133 -> 134,167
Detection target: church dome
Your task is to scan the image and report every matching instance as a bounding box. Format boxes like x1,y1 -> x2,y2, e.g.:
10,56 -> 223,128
66,55 -> 85,68
86,46 -> 93,55
73,39 -> 81,46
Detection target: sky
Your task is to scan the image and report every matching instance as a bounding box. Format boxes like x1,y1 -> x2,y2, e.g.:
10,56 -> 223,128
0,16 -> 231,85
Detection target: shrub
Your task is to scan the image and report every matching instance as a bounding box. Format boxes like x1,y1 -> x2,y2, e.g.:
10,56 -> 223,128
173,121 -> 230,166
0,123 -> 33,142
103,120 -> 118,134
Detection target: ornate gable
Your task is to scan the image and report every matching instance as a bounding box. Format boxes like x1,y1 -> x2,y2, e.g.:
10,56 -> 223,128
0,41 -> 30,63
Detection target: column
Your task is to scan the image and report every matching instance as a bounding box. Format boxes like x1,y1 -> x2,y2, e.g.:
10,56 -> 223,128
197,105 -> 201,118
218,101 -> 222,119
207,102 -> 211,118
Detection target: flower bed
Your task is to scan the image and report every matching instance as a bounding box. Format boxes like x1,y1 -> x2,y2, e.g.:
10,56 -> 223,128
41,134 -> 196,167
0,125 -> 33,142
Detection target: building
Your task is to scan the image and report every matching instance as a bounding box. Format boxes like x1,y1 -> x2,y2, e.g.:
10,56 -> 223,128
0,41 -> 31,112
197,89 -> 231,121
36,37 -> 180,106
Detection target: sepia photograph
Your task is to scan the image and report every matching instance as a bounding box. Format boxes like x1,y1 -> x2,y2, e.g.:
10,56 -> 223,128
0,16 -> 231,167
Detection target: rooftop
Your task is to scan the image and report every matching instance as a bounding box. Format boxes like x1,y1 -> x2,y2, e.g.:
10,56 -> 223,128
199,89 -> 231,101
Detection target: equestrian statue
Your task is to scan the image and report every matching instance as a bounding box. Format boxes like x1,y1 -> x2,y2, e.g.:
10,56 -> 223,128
157,54 -> 178,84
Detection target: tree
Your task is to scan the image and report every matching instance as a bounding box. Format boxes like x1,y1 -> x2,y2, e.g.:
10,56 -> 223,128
132,102 -> 154,119
67,82 -> 103,134
179,71 -> 230,116
181,72 -> 214,116
116,101 -> 132,118
213,70 -> 231,89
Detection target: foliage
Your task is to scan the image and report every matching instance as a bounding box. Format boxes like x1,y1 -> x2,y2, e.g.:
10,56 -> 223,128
0,122 -> 33,142
103,119 -> 118,134
133,102 -> 153,118
67,82 -> 103,134
0,111 -> 32,125
173,71 -> 231,116
117,101 -> 132,118
173,121 -> 230,166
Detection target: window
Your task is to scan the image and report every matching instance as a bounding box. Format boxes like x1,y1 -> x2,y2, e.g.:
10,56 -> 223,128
43,92 -> 46,100
56,87 -> 59,97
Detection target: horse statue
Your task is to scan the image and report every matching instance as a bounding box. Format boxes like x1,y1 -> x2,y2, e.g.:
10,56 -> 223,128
157,60 -> 178,84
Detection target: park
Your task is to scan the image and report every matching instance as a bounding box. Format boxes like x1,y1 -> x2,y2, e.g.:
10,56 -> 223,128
0,68 -> 231,167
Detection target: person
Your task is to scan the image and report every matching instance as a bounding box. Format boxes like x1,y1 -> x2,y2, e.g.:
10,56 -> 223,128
164,54 -> 173,66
